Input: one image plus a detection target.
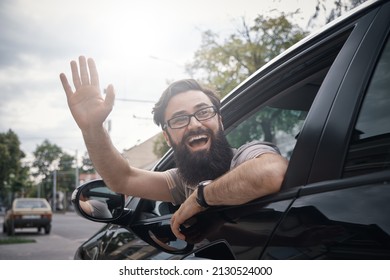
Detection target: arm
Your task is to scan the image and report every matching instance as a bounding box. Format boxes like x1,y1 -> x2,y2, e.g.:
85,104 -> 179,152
60,56 -> 172,202
171,153 -> 288,240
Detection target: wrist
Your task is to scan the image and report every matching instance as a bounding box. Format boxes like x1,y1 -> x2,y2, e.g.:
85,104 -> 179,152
81,124 -> 108,140
196,180 -> 212,209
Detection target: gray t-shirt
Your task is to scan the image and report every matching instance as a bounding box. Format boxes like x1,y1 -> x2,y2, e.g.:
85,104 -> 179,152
163,141 -> 280,205
88,199 -> 112,218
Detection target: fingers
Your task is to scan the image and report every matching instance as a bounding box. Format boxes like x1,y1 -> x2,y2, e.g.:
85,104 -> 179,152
88,58 -> 100,88
61,56 -> 114,108
171,214 -> 185,240
70,56 -> 96,90
105,84 -> 116,108
59,73 -> 73,99
70,60 -> 81,90
79,56 -> 90,85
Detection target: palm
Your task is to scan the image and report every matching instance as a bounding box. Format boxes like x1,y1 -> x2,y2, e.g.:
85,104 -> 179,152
68,85 -> 110,129
60,56 -> 115,130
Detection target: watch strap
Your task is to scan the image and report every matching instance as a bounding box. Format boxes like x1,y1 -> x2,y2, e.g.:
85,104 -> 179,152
196,180 -> 212,208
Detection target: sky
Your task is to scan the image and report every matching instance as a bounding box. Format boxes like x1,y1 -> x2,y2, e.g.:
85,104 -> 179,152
0,0 -> 326,163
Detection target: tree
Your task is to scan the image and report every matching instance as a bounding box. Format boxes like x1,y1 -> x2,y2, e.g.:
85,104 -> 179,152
81,151 -> 95,174
57,152 -> 76,190
32,140 -> 63,198
0,129 -> 31,204
308,0 -> 368,28
186,14 -> 307,96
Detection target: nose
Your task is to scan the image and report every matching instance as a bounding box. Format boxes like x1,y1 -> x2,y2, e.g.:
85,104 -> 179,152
187,115 -> 202,129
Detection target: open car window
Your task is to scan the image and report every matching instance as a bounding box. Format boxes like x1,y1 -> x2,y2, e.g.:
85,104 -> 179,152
225,30 -> 352,160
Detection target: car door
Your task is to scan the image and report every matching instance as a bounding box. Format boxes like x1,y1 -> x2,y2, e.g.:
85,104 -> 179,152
263,3 -> 390,259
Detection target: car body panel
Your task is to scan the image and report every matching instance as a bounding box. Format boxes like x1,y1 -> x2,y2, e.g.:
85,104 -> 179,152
264,171 -> 390,259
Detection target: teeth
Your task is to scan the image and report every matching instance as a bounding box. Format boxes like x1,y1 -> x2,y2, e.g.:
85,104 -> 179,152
188,134 -> 208,143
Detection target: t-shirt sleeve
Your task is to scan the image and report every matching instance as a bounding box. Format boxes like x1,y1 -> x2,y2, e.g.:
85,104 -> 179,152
230,141 -> 281,168
163,168 -> 187,205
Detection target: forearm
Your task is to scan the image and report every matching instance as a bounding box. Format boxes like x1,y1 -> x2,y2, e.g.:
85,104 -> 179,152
81,125 -> 132,193
204,153 -> 288,206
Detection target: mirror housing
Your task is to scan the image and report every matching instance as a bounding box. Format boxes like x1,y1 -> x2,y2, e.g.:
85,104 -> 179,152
71,179 -> 129,223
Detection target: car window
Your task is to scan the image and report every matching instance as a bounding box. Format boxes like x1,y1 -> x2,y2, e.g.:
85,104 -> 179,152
227,106 -> 307,159
225,29 -> 353,160
15,199 -> 49,209
344,36 -> 390,177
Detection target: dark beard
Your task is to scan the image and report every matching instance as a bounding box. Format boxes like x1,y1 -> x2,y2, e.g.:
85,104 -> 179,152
170,127 -> 233,186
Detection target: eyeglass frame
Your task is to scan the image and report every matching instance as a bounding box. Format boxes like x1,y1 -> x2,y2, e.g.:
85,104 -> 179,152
163,106 -> 218,130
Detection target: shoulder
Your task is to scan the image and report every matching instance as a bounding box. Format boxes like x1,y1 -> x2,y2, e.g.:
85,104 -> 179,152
231,140 -> 281,168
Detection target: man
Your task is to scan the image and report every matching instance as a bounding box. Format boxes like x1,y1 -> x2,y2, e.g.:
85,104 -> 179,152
60,56 -> 288,240
78,192 -> 112,219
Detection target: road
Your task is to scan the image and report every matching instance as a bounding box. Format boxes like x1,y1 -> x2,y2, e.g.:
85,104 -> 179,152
0,211 -> 104,260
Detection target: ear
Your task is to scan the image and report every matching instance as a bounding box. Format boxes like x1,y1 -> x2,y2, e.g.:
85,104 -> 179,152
163,130 -> 171,147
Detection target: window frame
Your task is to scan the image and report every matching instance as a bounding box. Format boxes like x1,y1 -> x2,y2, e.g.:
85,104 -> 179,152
306,2 -> 390,183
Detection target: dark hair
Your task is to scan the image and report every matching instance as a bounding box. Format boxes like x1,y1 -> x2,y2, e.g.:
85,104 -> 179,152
152,79 -> 221,128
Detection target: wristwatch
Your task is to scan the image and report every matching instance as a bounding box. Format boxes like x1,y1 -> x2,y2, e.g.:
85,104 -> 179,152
196,180 -> 213,208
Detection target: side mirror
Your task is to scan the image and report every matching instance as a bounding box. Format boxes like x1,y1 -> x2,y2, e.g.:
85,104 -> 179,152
71,179 -> 127,222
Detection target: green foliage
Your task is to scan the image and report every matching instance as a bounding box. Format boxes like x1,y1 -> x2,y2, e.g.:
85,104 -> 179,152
57,152 -> 76,192
0,237 -> 36,245
0,129 -> 31,204
81,151 -> 95,174
32,140 -> 64,198
185,14 -> 308,97
32,140 -> 63,180
227,108 -> 305,150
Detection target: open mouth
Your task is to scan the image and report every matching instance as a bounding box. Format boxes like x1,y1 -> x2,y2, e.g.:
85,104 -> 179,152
187,134 -> 210,149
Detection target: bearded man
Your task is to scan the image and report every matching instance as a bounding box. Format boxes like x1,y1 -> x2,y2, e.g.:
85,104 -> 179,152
60,56 -> 288,240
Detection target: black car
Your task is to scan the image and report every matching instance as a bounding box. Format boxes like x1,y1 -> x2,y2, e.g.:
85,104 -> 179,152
72,0 -> 390,260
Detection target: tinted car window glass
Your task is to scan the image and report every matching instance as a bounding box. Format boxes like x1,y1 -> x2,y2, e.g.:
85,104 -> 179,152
344,37 -> 390,177
227,106 -> 306,159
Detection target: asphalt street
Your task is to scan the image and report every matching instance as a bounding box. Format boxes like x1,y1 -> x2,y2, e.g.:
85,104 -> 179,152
0,211 -> 104,260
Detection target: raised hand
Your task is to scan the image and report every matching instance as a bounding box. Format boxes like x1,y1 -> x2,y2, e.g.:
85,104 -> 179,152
59,56 -> 115,131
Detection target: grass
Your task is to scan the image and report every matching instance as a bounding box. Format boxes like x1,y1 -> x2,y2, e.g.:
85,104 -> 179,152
0,236 -> 36,245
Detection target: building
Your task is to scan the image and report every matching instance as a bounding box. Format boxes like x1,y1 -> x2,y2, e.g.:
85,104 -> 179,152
122,133 -> 162,170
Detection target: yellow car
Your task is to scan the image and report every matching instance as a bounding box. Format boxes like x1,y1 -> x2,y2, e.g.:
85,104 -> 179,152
3,198 -> 52,236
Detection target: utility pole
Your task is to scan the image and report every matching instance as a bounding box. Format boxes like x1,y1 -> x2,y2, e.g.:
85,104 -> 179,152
75,150 -> 79,188
52,170 -> 57,211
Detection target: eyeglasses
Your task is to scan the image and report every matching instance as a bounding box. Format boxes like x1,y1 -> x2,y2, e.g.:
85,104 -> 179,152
164,106 -> 218,129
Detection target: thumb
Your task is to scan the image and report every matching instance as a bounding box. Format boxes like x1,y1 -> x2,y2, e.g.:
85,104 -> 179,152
105,84 -> 115,109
